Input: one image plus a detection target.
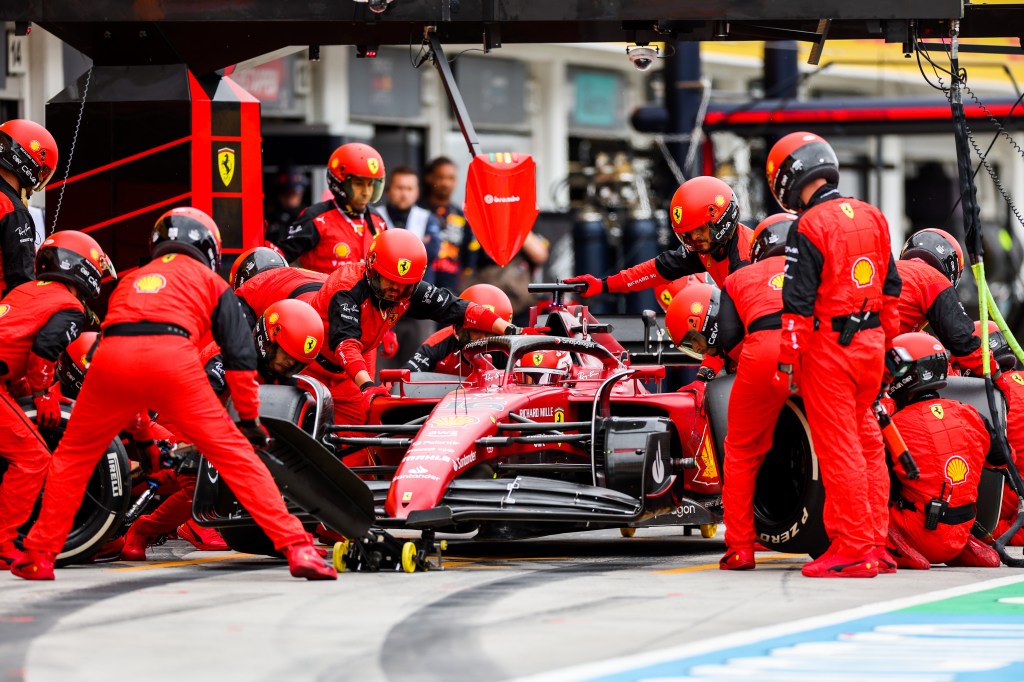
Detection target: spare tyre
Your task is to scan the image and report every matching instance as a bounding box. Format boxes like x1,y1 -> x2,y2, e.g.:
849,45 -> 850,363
8,397 -> 132,566
704,378 -> 828,556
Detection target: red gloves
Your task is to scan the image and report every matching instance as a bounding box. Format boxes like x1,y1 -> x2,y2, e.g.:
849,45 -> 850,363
148,468 -> 180,496
680,378 -> 708,415
381,330 -> 399,359
565,275 -> 605,298
360,382 -> 391,415
236,418 -> 271,449
772,364 -> 799,396
33,383 -> 63,429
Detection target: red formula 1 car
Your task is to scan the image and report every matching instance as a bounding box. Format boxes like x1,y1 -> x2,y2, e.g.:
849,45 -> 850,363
326,283 -> 828,556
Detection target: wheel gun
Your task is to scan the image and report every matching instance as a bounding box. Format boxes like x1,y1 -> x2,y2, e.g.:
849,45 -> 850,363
873,398 -> 919,480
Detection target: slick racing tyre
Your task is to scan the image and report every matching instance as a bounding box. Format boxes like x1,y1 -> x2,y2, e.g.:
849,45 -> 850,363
9,397 -> 132,566
705,379 -> 828,556
751,397 -> 828,556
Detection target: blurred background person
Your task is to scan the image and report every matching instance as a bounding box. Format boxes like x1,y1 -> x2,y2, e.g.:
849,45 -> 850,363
263,167 -> 309,248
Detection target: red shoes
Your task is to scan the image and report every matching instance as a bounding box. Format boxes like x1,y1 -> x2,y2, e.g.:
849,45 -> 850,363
719,547 -> 756,570
801,548 -> 878,578
176,520 -> 228,551
283,542 -> 337,580
11,549 -> 56,581
120,525 -> 159,561
946,535 -> 1001,567
0,541 -> 22,570
886,526 -> 931,570
314,522 -> 347,546
870,546 -> 898,574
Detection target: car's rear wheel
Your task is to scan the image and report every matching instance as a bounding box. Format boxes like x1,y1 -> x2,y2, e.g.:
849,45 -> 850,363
7,398 -> 132,566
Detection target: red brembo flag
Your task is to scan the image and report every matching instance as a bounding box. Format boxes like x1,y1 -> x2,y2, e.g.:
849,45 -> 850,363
463,152 -> 539,267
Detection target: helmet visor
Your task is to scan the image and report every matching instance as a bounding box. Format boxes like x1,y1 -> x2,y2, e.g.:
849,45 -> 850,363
676,329 -> 713,360
675,224 -> 712,253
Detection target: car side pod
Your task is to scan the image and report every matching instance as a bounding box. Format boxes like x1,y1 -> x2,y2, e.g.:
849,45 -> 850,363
257,416 -> 376,540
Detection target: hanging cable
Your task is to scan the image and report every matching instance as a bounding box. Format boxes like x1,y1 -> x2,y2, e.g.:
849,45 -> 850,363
49,65 -> 92,234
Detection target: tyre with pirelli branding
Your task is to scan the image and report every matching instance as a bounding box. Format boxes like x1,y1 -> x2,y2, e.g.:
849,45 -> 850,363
7,397 -> 132,566
704,377 -> 829,556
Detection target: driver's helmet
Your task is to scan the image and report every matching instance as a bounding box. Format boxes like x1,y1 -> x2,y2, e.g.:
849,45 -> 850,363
230,246 -> 288,290
326,142 -> 385,205
36,230 -> 117,300
669,176 -> 740,251
654,273 -> 711,313
664,281 -> 720,360
900,228 -> 965,288
513,349 -> 572,385
56,331 -> 99,400
0,119 -> 58,197
887,332 -> 949,406
955,321 -> 1017,376
365,229 -> 427,304
253,299 -> 325,379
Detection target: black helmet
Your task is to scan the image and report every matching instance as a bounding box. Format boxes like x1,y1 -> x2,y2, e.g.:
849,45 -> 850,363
900,228 -> 965,288
151,207 -> 222,271
750,213 -> 797,263
887,332 -> 949,406
229,246 -> 288,290
766,132 -> 840,212
35,230 -> 115,300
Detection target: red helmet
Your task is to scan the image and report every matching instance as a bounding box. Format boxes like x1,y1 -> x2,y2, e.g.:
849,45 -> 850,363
56,331 -> 99,399
664,281 -> 720,360
461,283 -> 513,323
513,350 -> 572,385
254,299 -> 324,377
887,332 -> 949,405
151,207 -> 222,271
326,142 -> 385,205
654,274 -> 710,313
229,246 -> 288,290
365,229 -> 427,303
766,131 -> 839,212
750,213 -> 797,263
0,119 -> 58,195
900,228 -> 965,288
669,176 -> 740,251
36,230 -> 116,300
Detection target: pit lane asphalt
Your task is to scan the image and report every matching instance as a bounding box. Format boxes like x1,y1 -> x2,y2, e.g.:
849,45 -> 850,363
1,527 -> 1018,682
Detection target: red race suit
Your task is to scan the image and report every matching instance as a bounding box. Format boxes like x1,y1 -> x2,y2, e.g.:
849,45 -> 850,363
0,180 -> 37,296
21,253 -> 308,554
275,199 -> 386,274
309,263 -> 500,431
781,185 -> 902,558
0,280 -> 86,547
716,256 -> 787,551
889,398 -> 989,563
996,371 -> 1024,544
896,258 -> 983,373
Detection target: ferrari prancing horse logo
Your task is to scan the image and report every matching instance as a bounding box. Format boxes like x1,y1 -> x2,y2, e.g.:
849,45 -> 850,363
840,202 -> 855,219
931,404 -> 944,420
396,258 -> 412,276
672,206 -> 683,225
217,147 -> 236,187
304,336 -> 318,354
367,158 -> 380,175
532,353 -> 544,366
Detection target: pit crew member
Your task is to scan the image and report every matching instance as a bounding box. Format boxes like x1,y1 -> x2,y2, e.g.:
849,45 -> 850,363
769,131 -> 901,578
887,332 -> 1000,568
13,207 -> 335,581
0,231 -> 113,569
